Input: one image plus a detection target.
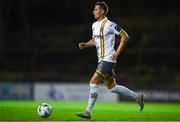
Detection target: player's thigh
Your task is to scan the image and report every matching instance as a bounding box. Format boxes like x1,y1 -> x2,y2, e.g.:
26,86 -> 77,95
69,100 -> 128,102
89,72 -> 102,84
104,76 -> 117,89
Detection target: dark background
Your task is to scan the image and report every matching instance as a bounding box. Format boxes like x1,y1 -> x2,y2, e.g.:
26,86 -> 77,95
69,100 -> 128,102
0,0 -> 179,90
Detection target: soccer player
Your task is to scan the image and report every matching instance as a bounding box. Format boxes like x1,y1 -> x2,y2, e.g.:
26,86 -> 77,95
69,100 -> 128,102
76,2 -> 144,119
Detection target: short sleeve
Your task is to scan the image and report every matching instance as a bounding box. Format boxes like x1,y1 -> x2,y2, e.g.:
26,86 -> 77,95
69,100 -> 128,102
110,22 -> 123,35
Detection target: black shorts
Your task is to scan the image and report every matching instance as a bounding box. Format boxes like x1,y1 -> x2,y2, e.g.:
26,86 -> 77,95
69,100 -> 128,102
95,61 -> 116,81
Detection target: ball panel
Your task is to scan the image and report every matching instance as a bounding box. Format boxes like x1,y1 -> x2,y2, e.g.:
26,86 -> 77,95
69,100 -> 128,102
37,103 -> 52,118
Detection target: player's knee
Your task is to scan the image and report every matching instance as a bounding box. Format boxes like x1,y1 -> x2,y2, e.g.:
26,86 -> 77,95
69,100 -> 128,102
106,85 -> 113,90
108,85 -> 117,92
90,73 -> 102,84
105,82 -> 116,90
90,80 -> 98,84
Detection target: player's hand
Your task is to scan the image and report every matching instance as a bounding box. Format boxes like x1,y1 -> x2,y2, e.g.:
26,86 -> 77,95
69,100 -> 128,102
112,52 -> 119,61
78,42 -> 86,49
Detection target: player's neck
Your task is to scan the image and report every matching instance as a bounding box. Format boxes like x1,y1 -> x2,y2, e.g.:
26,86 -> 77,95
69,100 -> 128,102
97,16 -> 106,22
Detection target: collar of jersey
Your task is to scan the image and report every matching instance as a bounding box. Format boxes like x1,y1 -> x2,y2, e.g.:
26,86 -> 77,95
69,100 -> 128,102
98,17 -> 107,24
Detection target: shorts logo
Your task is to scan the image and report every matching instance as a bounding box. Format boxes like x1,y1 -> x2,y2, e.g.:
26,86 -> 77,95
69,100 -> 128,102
94,35 -> 101,38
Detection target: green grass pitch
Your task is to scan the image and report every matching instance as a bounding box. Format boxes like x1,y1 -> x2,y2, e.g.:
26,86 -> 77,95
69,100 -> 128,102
0,101 -> 180,121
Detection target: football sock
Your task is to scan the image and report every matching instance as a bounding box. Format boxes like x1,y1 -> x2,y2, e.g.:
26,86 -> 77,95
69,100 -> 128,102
110,85 -> 138,100
86,83 -> 98,113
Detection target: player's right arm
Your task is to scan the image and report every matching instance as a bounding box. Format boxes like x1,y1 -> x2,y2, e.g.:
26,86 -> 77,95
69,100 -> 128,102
78,38 -> 95,49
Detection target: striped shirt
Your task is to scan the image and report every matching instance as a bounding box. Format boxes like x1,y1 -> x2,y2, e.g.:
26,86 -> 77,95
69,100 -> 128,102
92,17 -> 123,63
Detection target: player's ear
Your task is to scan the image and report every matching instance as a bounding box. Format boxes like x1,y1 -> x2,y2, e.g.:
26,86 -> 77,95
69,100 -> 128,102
100,9 -> 105,15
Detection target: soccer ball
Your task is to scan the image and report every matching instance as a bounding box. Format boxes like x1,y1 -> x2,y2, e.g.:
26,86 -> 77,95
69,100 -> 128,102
37,103 -> 52,118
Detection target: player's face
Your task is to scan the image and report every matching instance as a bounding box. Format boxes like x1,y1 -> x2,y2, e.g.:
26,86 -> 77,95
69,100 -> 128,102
93,5 -> 104,19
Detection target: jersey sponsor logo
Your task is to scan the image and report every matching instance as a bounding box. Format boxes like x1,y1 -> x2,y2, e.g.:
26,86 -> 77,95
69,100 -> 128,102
114,25 -> 121,32
94,35 -> 101,38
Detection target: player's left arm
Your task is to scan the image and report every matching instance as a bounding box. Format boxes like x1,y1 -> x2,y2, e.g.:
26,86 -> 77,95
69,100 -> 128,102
112,30 -> 129,61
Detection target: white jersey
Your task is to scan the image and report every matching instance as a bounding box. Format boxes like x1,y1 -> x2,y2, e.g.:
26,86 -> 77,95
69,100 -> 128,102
92,17 -> 123,63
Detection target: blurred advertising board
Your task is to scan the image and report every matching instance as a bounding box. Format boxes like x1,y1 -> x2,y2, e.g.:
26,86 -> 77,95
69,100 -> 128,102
34,82 -> 118,102
140,90 -> 180,102
0,82 -> 32,100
